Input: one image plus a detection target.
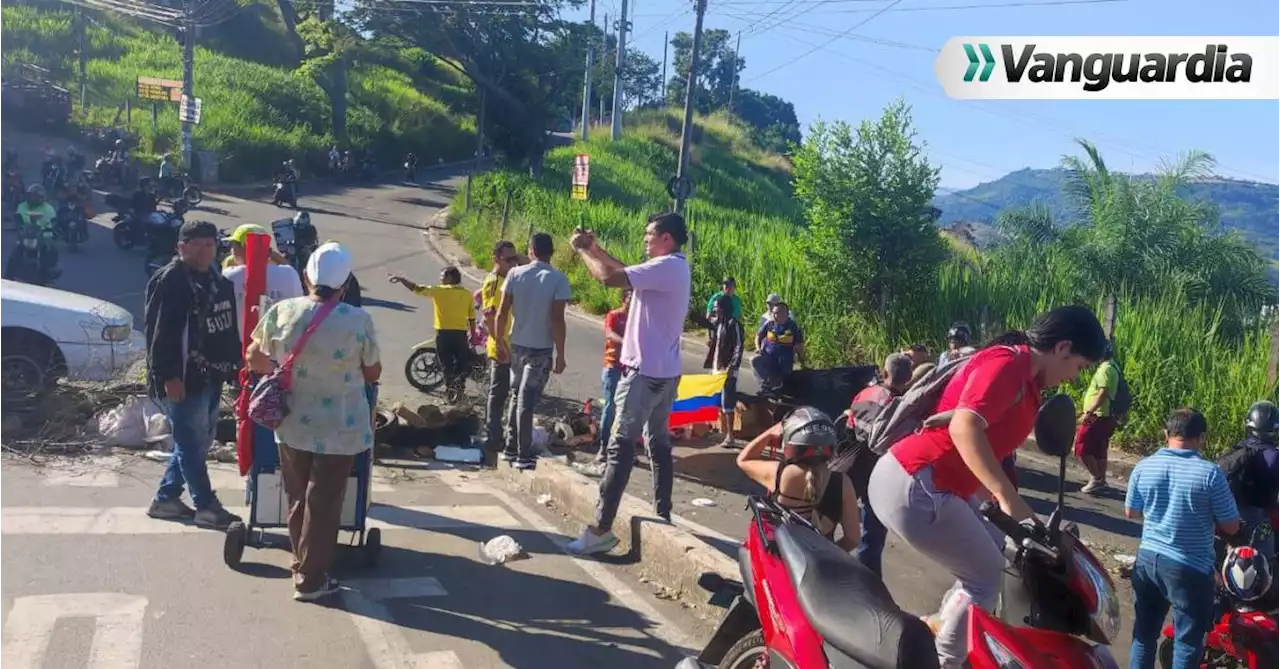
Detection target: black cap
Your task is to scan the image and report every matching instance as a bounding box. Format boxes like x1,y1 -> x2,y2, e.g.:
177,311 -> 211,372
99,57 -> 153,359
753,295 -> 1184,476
179,219 -> 218,242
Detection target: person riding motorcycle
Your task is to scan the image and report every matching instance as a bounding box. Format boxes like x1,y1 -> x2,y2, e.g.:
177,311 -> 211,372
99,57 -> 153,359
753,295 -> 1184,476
66,146 -> 86,176
8,184 -> 62,280
737,407 -> 861,552
866,306 -> 1108,668
110,138 -> 129,165
937,321 -> 972,366
132,177 -> 160,223
1218,401 -> 1279,541
158,153 -> 179,194
275,160 -> 299,204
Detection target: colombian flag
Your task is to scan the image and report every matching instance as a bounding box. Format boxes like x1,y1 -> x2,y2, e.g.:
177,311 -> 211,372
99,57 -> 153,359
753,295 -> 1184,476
669,373 -> 728,428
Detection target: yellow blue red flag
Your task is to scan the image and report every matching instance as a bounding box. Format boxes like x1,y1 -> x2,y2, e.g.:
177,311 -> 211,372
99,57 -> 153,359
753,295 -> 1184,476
669,373 -> 728,428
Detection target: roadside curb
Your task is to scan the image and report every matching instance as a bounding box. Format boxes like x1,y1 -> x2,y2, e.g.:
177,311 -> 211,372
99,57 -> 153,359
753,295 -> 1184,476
495,457 -> 739,608
420,210 -> 714,356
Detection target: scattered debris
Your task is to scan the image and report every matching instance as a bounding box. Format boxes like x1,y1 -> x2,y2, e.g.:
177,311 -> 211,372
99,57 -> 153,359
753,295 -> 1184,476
481,535 -> 527,564
142,450 -> 170,462
536,493 -> 553,507
690,498 -> 717,508
572,461 -> 606,477
435,445 -> 483,464
392,403 -> 427,428
207,441 -> 238,463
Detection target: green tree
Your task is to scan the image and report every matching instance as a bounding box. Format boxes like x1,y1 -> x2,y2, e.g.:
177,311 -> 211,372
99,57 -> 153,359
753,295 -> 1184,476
665,29 -> 743,112
792,101 -> 947,318
734,88 -> 801,153
296,16 -> 362,142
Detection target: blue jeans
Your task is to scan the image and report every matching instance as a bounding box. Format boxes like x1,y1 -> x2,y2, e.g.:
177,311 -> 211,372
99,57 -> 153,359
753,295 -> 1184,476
855,499 -> 887,578
154,382 -> 222,510
1129,549 -> 1216,669
599,366 -> 623,447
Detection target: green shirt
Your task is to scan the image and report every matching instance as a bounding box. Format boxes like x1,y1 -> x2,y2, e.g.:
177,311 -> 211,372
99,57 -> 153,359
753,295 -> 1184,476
706,291 -> 743,320
1084,360 -> 1119,417
16,202 -> 57,232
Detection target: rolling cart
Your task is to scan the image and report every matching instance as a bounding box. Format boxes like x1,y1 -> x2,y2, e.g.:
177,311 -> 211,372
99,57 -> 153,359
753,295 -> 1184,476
222,422 -> 381,569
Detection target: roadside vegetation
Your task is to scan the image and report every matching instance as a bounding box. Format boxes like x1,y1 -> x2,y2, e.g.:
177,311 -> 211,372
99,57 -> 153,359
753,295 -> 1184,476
452,104 -> 1278,457
1,4 -> 475,179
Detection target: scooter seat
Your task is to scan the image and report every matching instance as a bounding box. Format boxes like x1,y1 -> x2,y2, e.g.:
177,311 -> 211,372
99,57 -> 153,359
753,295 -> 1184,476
775,524 -> 939,669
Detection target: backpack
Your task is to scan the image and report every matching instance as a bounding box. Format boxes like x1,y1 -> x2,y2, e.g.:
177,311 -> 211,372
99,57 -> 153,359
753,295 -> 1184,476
865,346 -> 1026,457
1109,364 -> 1132,420
1217,442 -> 1275,509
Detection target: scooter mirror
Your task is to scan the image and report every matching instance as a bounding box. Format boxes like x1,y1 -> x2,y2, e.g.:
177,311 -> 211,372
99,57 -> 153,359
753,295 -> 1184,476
1034,393 -> 1077,458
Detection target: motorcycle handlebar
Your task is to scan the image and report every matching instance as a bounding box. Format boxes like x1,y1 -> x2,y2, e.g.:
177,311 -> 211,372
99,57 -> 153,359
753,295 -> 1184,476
980,501 -> 1033,543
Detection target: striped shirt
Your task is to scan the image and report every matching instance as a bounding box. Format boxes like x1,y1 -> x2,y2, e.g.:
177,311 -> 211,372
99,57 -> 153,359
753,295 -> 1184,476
1125,448 -> 1240,574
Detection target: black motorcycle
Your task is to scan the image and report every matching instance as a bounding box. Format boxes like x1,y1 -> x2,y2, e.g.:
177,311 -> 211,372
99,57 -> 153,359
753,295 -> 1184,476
158,173 -> 203,207
114,199 -> 188,252
55,200 -> 90,251
8,225 -> 55,285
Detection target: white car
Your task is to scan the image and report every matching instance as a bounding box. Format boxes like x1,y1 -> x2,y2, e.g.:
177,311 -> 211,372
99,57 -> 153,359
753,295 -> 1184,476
1,279 -> 146,399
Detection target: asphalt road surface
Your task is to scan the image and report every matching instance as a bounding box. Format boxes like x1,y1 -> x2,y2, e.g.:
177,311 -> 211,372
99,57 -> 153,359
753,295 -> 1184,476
4,168 -> 1145,666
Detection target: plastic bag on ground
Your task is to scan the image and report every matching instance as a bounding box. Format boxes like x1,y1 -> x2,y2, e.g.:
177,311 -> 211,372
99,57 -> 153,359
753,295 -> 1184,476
481,535 -> 527,564
97,395 -> 167,449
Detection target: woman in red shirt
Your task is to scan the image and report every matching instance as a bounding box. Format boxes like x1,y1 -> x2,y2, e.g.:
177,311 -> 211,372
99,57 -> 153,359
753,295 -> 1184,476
866,306 -> 1107,668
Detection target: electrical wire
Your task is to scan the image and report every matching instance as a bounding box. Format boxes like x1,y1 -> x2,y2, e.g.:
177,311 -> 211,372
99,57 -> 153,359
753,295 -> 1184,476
743,0 -> 902,83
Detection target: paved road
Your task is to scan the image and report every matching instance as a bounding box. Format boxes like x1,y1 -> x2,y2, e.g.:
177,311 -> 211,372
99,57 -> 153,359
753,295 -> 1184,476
7,169 -> 1145,664
0,454 -> 700,668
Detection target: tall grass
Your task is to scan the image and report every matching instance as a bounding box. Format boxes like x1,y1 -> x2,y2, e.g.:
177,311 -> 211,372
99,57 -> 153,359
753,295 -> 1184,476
1,5 -> 475,180
453,111 -> 1276,457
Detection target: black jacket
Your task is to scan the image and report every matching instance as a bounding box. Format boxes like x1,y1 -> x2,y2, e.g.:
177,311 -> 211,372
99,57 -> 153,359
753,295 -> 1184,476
144,259 -> 242,400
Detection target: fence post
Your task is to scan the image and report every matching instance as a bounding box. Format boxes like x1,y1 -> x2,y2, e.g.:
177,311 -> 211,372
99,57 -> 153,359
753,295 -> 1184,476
464,173 -> 473,212
1103,293 -> 1118,341
500,186 -> 513,237
1269,310 -> 1278,388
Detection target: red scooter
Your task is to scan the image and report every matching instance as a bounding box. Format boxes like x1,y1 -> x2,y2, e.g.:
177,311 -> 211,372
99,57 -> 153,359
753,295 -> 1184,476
1158,509 -> 1278,669
677,394 -> 1121,669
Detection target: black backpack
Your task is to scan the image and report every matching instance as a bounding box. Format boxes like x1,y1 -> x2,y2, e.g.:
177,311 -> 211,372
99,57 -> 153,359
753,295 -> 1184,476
1110,364 -> 1132,420
1217,442 -> 1275,509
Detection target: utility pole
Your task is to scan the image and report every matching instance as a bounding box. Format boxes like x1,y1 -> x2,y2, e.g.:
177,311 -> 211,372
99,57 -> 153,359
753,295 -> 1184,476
674,0 -> 707,215
601,12 -> 609,125
580,0 -> 596,141
180,7 -> 195,172
75,6 -> 87,112
466,87 -> 486,211
609,0 -> 629,140
728,30 -> 741,114
661,31 -> 668,105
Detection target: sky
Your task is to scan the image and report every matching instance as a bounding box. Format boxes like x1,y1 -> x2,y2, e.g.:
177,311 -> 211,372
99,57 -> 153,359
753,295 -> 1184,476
564,0 -> 1279,189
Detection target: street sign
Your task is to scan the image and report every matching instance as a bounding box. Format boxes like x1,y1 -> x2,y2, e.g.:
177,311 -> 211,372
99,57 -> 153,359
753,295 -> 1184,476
136,76 -> 183,102
666,175 -> 693,200
571,153 -> 590,201
178,94 -> 202,125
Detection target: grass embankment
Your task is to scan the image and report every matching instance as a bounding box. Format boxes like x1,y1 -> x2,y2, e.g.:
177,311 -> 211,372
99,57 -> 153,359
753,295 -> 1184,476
451,108 -> 1276,457
1,6 -> 475,179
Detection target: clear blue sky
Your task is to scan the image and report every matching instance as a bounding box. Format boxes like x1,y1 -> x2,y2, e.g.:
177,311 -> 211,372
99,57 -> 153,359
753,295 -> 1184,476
569,0 -> 1279,189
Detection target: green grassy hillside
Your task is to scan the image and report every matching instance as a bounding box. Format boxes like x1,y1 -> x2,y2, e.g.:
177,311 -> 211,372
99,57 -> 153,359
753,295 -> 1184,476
1,5 -> 476,179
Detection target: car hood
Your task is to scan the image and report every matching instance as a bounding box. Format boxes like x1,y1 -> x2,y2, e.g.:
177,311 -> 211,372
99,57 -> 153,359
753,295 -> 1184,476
0,279 -> 133,326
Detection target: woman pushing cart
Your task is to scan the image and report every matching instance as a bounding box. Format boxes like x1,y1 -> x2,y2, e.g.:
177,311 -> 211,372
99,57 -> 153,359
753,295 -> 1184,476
232,239 -> 383,602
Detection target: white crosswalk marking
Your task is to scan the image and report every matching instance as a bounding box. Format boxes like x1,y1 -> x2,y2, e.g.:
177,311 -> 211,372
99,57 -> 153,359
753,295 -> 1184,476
2,593 -> 148,669
1,504 -> 520,535
341,578 -> 463,669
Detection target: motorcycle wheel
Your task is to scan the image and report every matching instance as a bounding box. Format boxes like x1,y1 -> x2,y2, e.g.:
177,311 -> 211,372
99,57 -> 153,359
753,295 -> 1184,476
405,347 -> 445,393
113,222 -> 135,250
718,629 -> 766,669
183,185 -> 203,206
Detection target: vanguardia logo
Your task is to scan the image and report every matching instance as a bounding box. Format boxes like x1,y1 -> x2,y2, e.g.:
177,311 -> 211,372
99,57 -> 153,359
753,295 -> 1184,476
937,37 -> 1279,100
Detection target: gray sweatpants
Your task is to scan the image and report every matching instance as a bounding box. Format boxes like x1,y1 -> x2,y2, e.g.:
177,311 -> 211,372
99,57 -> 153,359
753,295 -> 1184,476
594,369 -> 680,532
866,455 -> 1007,668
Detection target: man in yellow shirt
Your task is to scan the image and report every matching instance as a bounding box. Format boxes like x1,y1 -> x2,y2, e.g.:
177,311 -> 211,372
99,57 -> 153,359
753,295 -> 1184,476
480,241 -> 520,448
1074,343 -> 1122,494
389,266 -> 474,402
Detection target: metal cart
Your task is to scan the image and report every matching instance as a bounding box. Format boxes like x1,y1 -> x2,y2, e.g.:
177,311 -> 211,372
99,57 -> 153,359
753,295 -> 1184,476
222,422 -> 381,569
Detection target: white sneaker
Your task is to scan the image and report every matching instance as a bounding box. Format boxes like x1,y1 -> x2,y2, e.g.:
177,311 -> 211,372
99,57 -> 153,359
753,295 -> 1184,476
567,528 -> 619,555
1081,478 -> 1105,494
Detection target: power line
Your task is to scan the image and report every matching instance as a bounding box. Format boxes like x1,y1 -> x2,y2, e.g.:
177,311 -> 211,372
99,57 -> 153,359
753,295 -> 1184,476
743,0 -> 902,83
716,0 -> 1126,11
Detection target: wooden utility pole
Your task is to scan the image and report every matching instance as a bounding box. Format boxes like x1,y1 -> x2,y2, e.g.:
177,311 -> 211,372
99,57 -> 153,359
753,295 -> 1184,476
609,0 -> 630,140
660,31 -> 668,103
728,30 -> 741,114
673,0 -> 707,215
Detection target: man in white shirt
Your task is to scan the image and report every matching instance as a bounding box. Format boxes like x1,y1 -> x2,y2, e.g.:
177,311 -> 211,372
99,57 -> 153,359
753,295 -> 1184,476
221,225 -> 304,344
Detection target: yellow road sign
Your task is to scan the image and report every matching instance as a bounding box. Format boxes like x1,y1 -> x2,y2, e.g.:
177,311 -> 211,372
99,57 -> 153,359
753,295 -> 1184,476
136,76 -> 183,102
571,183 -> 588,201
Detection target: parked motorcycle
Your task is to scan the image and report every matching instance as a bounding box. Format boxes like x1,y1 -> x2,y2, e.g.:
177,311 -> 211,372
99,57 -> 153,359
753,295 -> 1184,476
9,225 -> 54,285
158,173 -> 203,207
678,394 -> 1120,669
1158,510 -> 1278,669
90,156 -> 137,188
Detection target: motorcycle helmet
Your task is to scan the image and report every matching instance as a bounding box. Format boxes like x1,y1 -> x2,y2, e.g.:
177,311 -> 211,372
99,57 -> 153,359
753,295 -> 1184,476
779,406 -> 838,462
292,211 -> 312,228
947,321 -> 972,346
1222,545 -> 1273,602
26,183 -> 46,200
1245,401 -> 1279,444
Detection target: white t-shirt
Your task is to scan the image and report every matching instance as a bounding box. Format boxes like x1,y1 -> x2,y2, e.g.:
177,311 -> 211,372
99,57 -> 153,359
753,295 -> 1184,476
222,263 -> 305,344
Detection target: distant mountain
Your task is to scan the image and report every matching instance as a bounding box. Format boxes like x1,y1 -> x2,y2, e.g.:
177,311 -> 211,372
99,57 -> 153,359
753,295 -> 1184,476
933,168 -> 1279,260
